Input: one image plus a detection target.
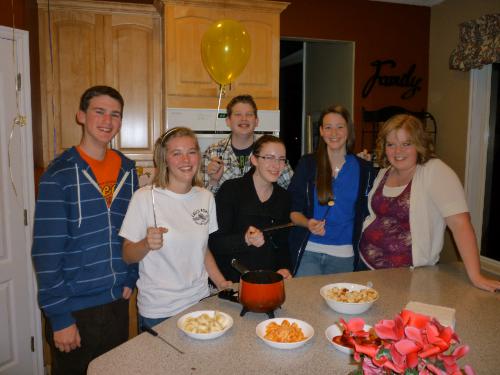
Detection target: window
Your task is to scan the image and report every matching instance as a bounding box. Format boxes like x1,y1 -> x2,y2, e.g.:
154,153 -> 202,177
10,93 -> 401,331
480,63 -> 500,261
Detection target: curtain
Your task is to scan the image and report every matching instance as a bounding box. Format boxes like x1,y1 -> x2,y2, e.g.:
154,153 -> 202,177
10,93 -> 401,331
449,13 -> 499,71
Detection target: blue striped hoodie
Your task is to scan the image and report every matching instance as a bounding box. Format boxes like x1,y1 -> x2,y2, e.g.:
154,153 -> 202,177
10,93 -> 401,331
32,147 -> 139,331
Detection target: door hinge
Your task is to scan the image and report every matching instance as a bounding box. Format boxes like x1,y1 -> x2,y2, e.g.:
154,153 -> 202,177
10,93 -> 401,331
31,336 -> 35,352
24,209 -> 28,226
16,73 -> 22,91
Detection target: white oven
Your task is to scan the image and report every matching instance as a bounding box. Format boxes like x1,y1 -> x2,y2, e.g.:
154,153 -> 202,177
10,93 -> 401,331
166,108 -> 280,152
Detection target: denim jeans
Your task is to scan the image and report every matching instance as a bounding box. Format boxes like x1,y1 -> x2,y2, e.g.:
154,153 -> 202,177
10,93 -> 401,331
295,251 -> 354,277
138,314 -> 169,333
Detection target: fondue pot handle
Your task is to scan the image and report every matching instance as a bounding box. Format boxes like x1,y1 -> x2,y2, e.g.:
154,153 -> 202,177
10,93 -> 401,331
231,258 -> 250,275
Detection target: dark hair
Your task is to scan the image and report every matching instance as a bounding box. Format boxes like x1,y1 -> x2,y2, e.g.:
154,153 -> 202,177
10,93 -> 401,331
79,85 -> 124,114
152,127 -> 202,188
315,105 -> 355,205
375,114 -> 436,168
226,95 -> 258,118
252,134 -> 285,155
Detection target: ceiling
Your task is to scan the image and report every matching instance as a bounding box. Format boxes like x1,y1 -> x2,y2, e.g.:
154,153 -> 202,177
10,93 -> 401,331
370,0 -> 445,6
90,0 -> 445,6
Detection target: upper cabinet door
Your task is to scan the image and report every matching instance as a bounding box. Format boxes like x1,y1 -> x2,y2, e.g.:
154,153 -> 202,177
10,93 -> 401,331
164,4 -> 220,108
160,0 -> 288,110
37,0 -> 162,167
225,10 -> 280,109
106,13 -> 162,161
38,8 -> 102,163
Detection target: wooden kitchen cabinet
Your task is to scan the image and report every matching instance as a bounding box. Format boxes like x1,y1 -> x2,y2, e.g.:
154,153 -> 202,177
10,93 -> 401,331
158,0 -> 288,110
37,0 -> 162,166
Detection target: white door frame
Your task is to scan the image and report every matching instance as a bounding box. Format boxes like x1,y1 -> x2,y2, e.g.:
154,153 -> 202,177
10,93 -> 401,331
465,64 -> 500,275
0,25 -> 44,374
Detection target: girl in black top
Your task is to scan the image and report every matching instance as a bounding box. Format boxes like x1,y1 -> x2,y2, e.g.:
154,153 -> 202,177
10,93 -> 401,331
209,135 -> 292,282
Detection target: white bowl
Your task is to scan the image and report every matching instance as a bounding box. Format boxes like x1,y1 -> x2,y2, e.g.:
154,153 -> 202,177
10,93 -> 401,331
325,323 -> 372,354
320,283 -> 379,314
177,310 -> 233,340
255,317 -> 314,349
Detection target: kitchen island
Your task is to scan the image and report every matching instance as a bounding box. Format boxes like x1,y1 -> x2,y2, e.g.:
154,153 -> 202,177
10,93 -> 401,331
88,263 -> 500,374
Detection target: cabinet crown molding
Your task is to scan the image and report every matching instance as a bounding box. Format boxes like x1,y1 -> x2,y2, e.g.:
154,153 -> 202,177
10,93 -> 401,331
157,0 -> 289,13
37,0 -> 160,16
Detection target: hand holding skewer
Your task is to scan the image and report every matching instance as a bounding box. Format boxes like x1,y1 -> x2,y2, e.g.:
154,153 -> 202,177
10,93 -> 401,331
308,200 -> 334,236
145,226 -> 168,250
207,156 -> 224,185
307,219 -> 326,236
245,226 -> 265,247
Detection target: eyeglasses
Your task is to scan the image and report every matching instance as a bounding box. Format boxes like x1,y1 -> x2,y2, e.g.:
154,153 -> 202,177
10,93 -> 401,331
254,154 -> 288,165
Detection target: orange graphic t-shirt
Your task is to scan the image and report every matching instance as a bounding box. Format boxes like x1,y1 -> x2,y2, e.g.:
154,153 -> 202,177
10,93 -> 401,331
77,147 -> 121,207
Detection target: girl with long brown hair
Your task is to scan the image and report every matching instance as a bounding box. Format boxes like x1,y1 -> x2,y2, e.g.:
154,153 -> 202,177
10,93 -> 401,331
288,105 -> 376,276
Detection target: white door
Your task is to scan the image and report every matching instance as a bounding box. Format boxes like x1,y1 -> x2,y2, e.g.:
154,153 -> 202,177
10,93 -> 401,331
0,26 -> 43,374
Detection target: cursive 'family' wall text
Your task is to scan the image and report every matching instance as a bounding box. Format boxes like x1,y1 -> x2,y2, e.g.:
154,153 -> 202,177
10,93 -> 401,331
362,59 -> 422,100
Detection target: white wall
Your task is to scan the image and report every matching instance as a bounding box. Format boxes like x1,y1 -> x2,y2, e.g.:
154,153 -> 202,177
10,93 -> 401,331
428,0 -> 500,262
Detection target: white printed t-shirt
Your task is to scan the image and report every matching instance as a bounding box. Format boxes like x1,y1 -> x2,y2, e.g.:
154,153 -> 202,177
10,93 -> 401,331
119,185 -> 218,318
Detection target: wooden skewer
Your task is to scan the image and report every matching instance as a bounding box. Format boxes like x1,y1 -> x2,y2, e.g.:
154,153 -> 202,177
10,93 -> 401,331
261,222 -> 295,232
151,186 -> 158,228
321,200 -> 334,221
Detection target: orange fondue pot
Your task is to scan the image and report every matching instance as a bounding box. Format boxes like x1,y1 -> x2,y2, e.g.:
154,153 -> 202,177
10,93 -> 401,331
231,259 -> 285,313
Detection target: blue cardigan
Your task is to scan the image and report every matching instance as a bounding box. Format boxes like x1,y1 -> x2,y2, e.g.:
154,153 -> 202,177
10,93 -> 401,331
32,147 -> 139,330
287,153 -> 376,274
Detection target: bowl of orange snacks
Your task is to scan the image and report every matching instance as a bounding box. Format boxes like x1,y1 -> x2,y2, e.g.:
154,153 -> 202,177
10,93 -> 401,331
255,318 -> 314,349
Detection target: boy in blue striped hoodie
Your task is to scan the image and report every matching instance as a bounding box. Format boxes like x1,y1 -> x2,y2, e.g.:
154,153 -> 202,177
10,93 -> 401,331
32,86 -> 138,374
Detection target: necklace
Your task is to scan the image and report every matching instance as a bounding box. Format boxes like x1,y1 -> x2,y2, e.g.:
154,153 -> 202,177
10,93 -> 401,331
333,166 -> 341,178
388,167 -> 416,187
332,160 -> 344,178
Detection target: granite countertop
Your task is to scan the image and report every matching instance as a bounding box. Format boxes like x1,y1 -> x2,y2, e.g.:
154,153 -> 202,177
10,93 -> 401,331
88,263 -> 500,374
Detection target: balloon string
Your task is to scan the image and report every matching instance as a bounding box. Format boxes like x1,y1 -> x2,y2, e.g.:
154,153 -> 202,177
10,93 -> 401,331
7,0 -> 27,203
10,0 -> 22,120
214,84 -> 225,134
47,0 -> 57,160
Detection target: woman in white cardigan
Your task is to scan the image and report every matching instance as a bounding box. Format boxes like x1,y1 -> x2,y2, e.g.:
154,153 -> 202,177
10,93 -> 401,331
359,114 -> 499,292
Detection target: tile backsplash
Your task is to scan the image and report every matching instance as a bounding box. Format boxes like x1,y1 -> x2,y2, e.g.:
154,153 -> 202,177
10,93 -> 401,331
137,167 -> 155,187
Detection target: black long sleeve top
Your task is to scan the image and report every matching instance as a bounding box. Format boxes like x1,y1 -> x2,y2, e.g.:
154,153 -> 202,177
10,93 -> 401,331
209,171 -> 292,282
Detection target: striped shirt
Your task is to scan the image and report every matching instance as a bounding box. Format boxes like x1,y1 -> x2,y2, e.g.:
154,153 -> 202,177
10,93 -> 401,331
31,147 -> 138,330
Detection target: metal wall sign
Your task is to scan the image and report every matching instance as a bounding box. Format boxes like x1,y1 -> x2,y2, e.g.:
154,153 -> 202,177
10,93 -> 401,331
362,59 -> 423,99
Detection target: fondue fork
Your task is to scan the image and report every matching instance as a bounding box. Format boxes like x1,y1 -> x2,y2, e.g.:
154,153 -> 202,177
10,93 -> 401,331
199,288 -> 233,302
143,325 -> 184,354
261,222 -> 295,232
320,200 -> 335,222
151,185 -> 157,228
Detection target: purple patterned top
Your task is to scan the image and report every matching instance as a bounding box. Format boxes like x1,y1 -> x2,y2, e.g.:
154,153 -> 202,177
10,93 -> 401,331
360,170 -> 412,269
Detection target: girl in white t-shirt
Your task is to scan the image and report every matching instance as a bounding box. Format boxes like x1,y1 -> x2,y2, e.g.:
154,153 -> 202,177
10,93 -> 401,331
120,127 -> 231,329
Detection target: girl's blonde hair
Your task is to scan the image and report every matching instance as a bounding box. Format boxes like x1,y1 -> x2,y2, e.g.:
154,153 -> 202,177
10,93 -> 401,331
375,114 -> 436,168
152,127 -> 203,188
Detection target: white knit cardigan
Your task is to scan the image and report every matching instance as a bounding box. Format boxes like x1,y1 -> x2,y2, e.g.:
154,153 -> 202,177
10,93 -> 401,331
362,158 -> 469,267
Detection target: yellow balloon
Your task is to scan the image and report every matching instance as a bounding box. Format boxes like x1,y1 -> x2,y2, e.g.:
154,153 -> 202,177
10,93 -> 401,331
201,19 -> 251,86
